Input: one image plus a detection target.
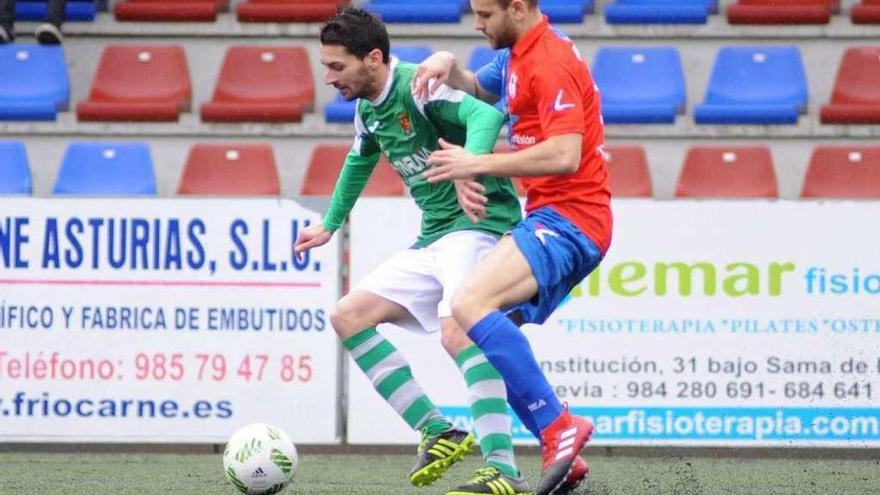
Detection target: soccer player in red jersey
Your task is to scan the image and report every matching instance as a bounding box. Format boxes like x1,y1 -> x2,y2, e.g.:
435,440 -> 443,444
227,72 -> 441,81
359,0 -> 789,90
413,1 -> 611,493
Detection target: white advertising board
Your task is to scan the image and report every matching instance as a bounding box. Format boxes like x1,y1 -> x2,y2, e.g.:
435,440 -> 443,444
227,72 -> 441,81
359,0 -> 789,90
0,198 -> 340,443
348,198 -> 880,447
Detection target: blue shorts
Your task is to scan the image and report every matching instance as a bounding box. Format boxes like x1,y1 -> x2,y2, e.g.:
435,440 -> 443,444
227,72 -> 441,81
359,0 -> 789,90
504,206 -> 603,325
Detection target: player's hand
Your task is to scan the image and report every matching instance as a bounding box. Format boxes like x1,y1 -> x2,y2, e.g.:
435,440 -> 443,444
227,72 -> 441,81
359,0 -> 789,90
412,51 -> 456,101
293,223 -> 332,262
454,179 -> 488,223
424,138 -> 480,183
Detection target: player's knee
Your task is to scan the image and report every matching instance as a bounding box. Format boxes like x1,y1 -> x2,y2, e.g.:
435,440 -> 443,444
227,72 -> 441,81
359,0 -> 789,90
329,297 -> 366,339
450,289 -> 482,325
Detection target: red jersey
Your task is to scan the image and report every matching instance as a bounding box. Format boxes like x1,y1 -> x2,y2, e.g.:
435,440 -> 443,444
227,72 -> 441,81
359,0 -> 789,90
506,17 -> 612,253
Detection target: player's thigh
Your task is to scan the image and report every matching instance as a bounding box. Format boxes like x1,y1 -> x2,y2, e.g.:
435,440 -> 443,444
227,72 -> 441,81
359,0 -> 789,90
433,231 -> 498,317
456,235 -> 538,313
332,290 -> 411,338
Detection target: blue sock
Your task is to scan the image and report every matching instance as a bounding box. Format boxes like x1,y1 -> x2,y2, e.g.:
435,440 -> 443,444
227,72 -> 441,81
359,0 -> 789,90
467,310 -> 563,430
506,383 -> 541,440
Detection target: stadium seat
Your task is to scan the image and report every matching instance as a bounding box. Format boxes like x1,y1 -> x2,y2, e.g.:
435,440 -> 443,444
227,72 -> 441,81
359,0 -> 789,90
542,0 -> 595,23
852,0 -> 880,23
324,46 -> 432,124
115,0 -> 222,22
0,44 -> 69,121
0,141 -> 31,194
727,0 -> 833,24
694,46 -> 807,125
675,146 -> 777,198
201,46 -> 314,123
363,0 -> 462,23
53,142 -> 156,196
820,47 -> 880,124
605,0 -> 713,24
801,146 -> 880,198
593,46 -> 686,124
606,145 -> 652,197
76,45 -> 191,122
14,0 -> 95,21
237,0 -> 342,22
177,143 -> 280,196
301,144 -> 403,196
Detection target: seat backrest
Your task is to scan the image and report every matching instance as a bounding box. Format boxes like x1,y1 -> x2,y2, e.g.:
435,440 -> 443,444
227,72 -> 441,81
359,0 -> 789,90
178,143 -> 280,196
391,45 -> 433,64
676,146 -> 777,198
593,46 -> 685,108
606,145 -> 652,197
827,46 -> 880,106
704,46 -> 806,108
53,142 -> 156,196
87,45 -> 190,105
212,46 -> 314,109
0,141 -> 31,194
0,44 -> 69,108
801,146 -> 880,198
301,144 -> 403,196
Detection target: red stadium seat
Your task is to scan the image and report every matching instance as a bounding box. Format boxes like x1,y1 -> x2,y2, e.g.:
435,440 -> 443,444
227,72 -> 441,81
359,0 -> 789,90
676,146 -> 778,198
727,0 -> 834,24
606,145 -> 652,197
852,0 -> 880,23
201,46 -> 314,123
177,143 -> 280,196
301,144 -> 404,196
76,45 -> 191,122
237,0 -> 344,22
801,146 -> 880,198
820,47 -> 880,124
114,0 -> 224,22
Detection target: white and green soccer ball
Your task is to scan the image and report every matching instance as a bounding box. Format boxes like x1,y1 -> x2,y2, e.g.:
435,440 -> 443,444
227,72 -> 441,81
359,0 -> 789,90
222,423 -> 298,495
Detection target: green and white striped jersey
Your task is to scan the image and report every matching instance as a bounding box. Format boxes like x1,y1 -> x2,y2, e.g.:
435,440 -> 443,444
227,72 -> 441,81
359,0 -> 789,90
322,58 -> 522,248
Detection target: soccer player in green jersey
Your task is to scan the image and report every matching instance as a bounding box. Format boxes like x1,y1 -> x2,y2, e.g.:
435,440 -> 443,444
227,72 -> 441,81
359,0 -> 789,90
293,8 -> 532,495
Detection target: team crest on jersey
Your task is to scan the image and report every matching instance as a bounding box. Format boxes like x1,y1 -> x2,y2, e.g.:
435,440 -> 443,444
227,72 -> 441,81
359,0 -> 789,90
398,112 -> 412,134
508,72 -> 518,99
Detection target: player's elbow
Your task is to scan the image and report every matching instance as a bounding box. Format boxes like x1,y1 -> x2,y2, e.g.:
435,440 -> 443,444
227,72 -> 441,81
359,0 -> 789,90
558,149 -> 581,175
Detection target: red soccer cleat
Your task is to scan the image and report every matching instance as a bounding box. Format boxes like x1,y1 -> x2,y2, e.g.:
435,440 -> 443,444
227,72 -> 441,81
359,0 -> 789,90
536,410 -> 593,495
556,456 -> 590,494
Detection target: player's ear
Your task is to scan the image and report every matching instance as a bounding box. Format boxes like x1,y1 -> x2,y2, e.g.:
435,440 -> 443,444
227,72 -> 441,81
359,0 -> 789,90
365,48 -> 384,69
510,0 -> 529,19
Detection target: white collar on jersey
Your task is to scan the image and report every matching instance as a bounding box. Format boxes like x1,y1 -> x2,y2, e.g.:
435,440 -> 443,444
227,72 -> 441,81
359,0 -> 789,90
368,56 -> 399,107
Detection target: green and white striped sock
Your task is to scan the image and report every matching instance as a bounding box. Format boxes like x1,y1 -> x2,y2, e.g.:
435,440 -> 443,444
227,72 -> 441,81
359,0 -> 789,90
456,345 -> 519,478
344,327 -> 451,436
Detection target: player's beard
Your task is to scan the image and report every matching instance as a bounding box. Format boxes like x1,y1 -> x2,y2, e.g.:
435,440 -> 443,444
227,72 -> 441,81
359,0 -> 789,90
486,16 -> 518,49
342,65 -> 380,101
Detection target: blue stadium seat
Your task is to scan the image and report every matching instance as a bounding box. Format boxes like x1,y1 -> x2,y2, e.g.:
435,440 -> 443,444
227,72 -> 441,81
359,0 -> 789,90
593,46 -> 686,124
363,0 -> 461,23
542,0 -> 595,22
695,46 -> 807,125
324,46 -> 433,124
15,0 -> 96,21
605,0 -> 712,24
53,142 -> 156,195
0,141 -> 31,194
0,44 -> 69,121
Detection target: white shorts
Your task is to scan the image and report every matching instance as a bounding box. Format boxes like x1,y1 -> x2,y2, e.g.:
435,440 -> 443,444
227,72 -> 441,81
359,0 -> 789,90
354,230 -> 498,334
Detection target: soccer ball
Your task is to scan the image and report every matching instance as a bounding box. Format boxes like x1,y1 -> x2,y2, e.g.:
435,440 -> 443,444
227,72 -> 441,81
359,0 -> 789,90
222,423 -> 299,494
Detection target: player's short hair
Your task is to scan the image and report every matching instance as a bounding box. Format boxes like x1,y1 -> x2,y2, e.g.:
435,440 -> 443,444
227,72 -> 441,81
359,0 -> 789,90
320,7 -> 390,64
498,0 -> 538,8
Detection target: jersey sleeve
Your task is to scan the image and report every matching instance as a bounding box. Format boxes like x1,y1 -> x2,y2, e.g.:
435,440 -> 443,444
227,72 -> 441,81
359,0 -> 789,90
475,49 -> 507,99
531,59 -> 588,138
322,108 -> 381,232
422,84 -> 504,154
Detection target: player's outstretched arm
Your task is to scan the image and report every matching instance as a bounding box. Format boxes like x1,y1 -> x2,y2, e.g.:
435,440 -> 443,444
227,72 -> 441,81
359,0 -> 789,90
293,223 -> 333,261
424,133 -> 582,182
412,51 -> 498,104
